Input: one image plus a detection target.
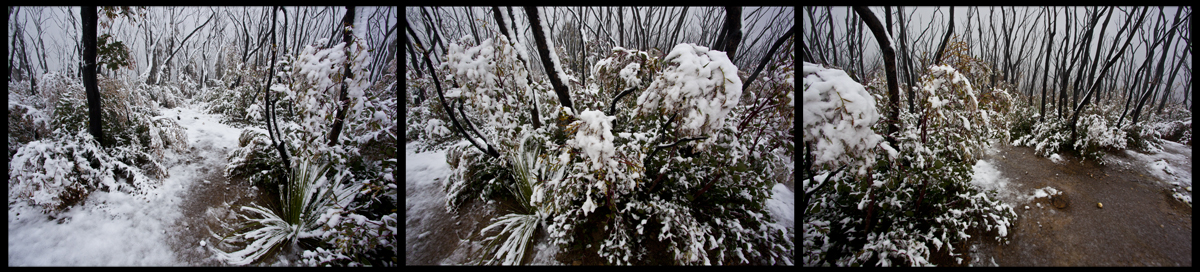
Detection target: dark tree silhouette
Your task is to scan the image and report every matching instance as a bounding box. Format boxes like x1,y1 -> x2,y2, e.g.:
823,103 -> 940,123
82,6 -> 106,147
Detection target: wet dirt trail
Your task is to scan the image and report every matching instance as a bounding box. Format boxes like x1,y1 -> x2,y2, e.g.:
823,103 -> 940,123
155,105 -> 275,265
959,144 -> 1191,266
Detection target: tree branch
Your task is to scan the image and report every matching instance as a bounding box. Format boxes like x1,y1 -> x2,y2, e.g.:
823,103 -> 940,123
743,24 -> 794,92
608,86 -> 637,116
162,11 -> 215,66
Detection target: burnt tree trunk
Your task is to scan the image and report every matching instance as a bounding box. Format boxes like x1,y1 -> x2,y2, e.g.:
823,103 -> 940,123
327,6 -> 355,147
82,6 -> 106,147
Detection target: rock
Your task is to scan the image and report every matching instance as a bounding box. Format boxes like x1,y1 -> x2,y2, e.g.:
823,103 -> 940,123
1024,205 -> 1030,210
1097,202 -> 1103,208
1050,192 -> 1069,209
200,240 -> 207,247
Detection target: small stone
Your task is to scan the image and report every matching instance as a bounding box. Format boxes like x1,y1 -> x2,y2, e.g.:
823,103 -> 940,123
1024,205 -> 1030,210
1097,202 -> 1103,208
200,240 -> 207,247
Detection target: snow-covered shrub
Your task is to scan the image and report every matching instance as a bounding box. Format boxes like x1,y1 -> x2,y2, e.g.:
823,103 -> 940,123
1123,122 -> 1164,153
1152,119 -> 1191,145
404,70 -> 459,153
1074,114 -> 1127,161
9,129 -> 162,214
802,61 -> 890,175
434,37 -> 792,265
200,82 -> 261,128
225,128 -> 287,188
8,100 -> 52,160
804,64 -> 1015,267
212,155 -> 361,266
636,43 -> 742,144
1014,117 -> 1071,157
213,28 -> 398,266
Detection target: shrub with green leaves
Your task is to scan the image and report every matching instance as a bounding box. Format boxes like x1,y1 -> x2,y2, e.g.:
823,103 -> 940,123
804,64 -> 1015,267
440,35 -> 793,265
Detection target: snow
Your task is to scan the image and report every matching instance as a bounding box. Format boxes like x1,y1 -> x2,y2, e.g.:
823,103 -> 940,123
568,110 -> 617,173
765,183 -> 795,231
1048,153 -> 1064,164
801,62 -> 885,167
636,43 -> 743,143
970,160 -> 1024,206
537,9 -> 572,88
619,63 -> 642,88
8,104 -> 243,266
1114,140 -> 1192,205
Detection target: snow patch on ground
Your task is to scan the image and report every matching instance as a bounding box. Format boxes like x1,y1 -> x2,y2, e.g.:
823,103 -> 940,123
970,160 -> 1023,206
8,104 -> 242,266
1119,140 -> 1192,205
1048,154 -> 1064,164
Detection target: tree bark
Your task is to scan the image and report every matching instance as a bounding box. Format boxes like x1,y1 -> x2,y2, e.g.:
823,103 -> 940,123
670,7 -> 689,45
327,6 -> 355,147
1039,7 -> 1055,122
854,6 -> 900,148
719,7 -> 743,60
263,6 -> 293,173
491,6 -> 510,39
899,6 -> 916,114
526,6 -> 574,111
82,6 -> 106,147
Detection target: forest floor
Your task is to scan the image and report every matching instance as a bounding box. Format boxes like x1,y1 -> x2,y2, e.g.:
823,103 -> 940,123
933,140 -> 1192,266
405,141 -> 795,265
7,102 -> 277,265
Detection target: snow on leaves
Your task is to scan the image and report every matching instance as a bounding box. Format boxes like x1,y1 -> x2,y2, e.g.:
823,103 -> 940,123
801,61 -> 885,169
567,110 -> 618,173
636,43 -> 743,142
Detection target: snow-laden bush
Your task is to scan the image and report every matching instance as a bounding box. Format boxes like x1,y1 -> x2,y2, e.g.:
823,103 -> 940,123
438,36 -> 792,265
1123,121 -> 1164,153
804,64 -> 1015,267
225,128 -> 286,188
215,28 -> 396,266
1013,117 -> 1071,157
802,62 -> 891,175
9,129 -> 161,213
1074,114 -> 1127,161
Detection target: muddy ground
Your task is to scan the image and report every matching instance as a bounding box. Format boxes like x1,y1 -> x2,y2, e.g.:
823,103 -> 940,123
941,144 -> 1191,266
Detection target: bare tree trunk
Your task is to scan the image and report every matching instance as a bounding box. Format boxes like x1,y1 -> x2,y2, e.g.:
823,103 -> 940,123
82,6 -> 106,147
1069,6 -> 1148,142
670,7 -> 689,46
743,24 -> 794,91
718,6 -> 742,59
854,6 -> 899,149
264,6 -> 293,173
526,6 -> 574,110
1039,7 -> 1055,122
327,6 -> 355,147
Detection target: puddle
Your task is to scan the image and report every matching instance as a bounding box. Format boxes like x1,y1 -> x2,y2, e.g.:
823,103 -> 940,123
947,143 -> 1192,266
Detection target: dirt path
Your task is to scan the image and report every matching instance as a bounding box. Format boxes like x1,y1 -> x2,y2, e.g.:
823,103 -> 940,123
961,144 -> 1191,266
154,105 -> 275,265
